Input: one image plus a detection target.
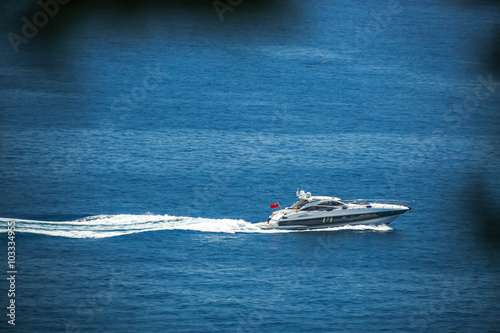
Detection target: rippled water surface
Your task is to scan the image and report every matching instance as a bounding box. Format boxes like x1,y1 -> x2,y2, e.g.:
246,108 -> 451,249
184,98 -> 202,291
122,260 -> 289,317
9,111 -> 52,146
1,0 -> 499,332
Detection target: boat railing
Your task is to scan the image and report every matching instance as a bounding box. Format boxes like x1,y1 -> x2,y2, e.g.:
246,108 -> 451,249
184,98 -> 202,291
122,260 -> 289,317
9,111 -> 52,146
343,199 -> 413,209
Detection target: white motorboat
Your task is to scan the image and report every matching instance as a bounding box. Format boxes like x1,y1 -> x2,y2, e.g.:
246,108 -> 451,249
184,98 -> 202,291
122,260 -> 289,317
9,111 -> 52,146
258,190 -> 412,230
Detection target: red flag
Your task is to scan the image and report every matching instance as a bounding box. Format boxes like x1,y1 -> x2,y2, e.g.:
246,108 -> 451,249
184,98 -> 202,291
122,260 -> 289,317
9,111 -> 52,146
270,202 -> 280,209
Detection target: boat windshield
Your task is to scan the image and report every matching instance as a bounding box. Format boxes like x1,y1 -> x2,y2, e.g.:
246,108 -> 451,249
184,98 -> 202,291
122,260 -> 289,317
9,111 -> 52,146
318,201 -> 345,206
298,200 -> 347,211
290,200 -> 308,209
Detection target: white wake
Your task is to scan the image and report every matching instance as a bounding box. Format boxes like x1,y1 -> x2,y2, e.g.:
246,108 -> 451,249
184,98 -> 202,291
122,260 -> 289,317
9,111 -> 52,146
0,214 -> 392,238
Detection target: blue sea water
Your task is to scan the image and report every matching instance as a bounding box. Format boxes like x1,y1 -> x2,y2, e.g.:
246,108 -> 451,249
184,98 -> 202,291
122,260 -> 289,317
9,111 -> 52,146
1,0 -> 500,332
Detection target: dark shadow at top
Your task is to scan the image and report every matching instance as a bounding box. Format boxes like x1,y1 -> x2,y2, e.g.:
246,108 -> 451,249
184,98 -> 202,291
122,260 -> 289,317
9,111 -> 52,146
3,0 -> 301,65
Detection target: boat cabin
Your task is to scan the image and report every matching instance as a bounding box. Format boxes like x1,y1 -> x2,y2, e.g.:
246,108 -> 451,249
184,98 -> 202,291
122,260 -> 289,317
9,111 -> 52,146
290,199 -> 347,211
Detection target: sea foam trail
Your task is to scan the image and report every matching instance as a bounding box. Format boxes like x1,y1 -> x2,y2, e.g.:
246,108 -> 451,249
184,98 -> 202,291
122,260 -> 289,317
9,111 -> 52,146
0,215 -> 392,239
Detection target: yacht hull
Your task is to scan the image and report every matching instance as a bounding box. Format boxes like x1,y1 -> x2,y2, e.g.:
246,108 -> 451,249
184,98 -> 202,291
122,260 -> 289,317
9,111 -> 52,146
260,209 -> 408,230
